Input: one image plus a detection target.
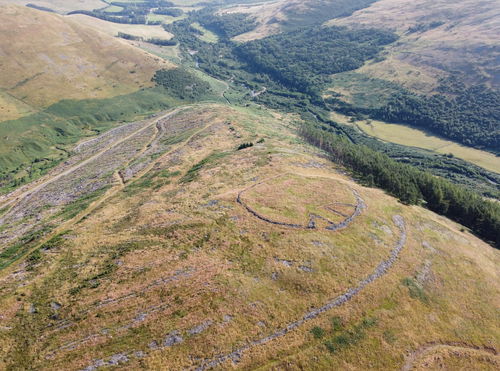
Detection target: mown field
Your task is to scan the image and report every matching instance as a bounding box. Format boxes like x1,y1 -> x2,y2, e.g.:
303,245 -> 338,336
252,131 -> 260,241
330,112 -> 500,174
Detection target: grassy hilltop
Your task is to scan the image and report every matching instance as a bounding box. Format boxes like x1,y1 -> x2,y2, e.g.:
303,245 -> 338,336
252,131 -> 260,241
0,104 -> 498,370
0,1 -> 498,370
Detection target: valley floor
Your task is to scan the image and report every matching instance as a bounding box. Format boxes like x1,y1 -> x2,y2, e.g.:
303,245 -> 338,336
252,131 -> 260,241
330,111 -> 500,174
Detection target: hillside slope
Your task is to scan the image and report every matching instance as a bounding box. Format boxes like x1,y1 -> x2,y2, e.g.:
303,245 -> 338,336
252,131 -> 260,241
0,5 -> 170,121
0,104 -> 498,370
0,0 -> 107,14
329,0 -> 500,92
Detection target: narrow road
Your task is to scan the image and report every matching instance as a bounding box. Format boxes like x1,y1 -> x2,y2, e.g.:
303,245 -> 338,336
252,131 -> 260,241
0,108 -> 186,213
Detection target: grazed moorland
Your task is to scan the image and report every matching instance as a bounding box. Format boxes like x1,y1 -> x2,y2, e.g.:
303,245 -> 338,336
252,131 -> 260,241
0,1 -> 498,370
0,104 -> 498,371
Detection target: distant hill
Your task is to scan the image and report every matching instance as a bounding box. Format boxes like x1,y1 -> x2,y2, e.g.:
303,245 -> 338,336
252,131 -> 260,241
0,5 -> 170,121
222,0 -> 377,41
0,0 -> 107,14
330,0 -> 500,92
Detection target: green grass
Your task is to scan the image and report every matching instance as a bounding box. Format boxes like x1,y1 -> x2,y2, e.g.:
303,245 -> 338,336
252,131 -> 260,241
180,151 -> 230,183
311,326 -> 326,339
0,87 -> 181,195
103,5 -> 124,13
324,316 -> 377,354
39,232 -> 67,250
402,277 -> 429,303
0,226 -> 53,270
328,72 -> 402,109
147,13 -> 186,24
191,22 -> 219,43
123,167 -> 182,196
355,119 -> 500,173
56,186 -> 111,221
138,42 -> 182,64
25,232 -> 68,270
0,205 -> 9,217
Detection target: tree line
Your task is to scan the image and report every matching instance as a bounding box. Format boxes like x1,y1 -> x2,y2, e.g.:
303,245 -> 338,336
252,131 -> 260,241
376,85 -> 499,151
117,32 -> 176,45
198,12 -> 257,39
68,0 -> 178,25
299,122 -> 500,248
163,12 -> 500,198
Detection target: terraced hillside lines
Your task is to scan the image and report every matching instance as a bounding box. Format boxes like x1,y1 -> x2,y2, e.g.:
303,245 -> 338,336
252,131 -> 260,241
0,109 -> 180,214
402,342 -> 499,371
195,215 -> 407,370
44,268 -> 196,359
0,115 -> 164,211
0,107 -> 202,270
74,212 -> 406,371
0,104 -> 497,371
237,173 -> 366,231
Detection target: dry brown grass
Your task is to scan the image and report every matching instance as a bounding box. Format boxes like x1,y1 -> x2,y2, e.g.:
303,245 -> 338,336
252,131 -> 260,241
0,5 -> 172,121
0,0 -> 107,13
329,0 -> 500,89
0,104 -> 498,370
220,1 -> 288,41
67,14 -> 174,39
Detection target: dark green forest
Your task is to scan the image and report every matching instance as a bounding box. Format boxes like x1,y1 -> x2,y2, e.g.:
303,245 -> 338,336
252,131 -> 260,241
162,11 -> 499,198
378,86 -> 499,151
198,12 -> 257,39
299,123 -> 500,248
328,84 -> 500,152
281,0 -> 378,30
153,68 -> 212,100
236,26 -> 397,95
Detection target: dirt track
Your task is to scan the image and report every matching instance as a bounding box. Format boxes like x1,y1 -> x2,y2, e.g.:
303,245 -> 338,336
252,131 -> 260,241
0,108 -> 185,213
0,105 -> 214,273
